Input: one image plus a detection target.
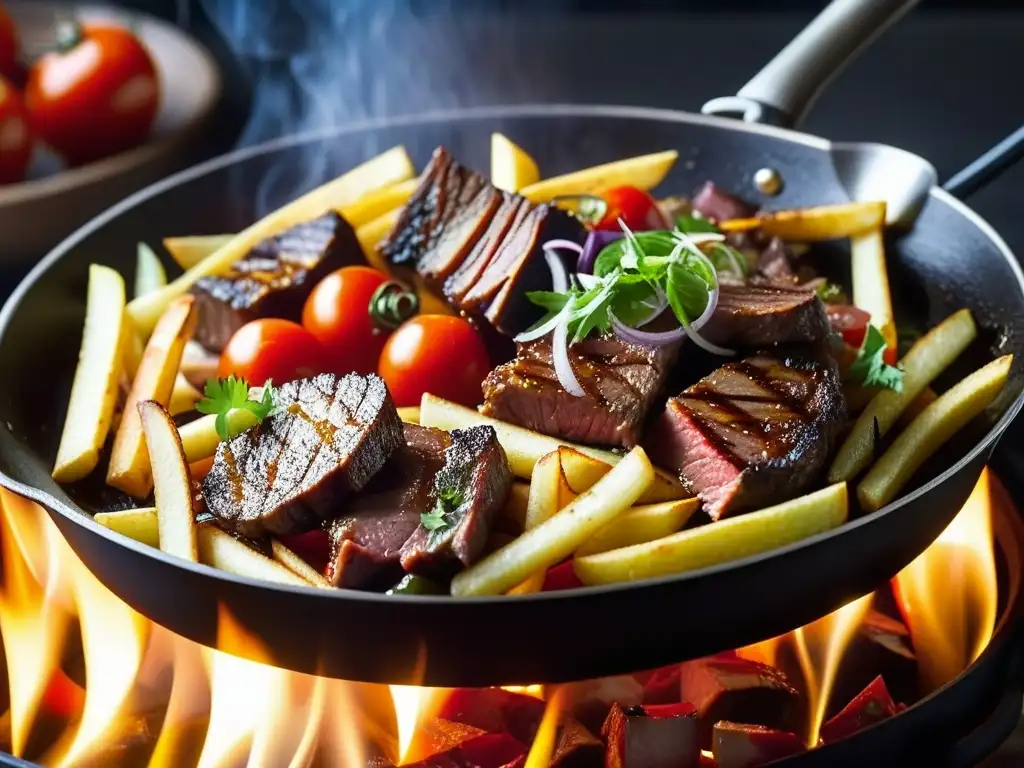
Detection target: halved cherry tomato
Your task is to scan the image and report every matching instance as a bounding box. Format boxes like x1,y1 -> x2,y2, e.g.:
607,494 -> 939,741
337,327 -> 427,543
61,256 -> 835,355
595,185 -> 668,232
378,315 -> 491,408
278,529 -> 331,574
0,75 -> 30,184
827,304 -> 872,350
0,3 -> 19,83
218,319 -> 328,387
25,22 -> 158,167
302,266 -> 405,376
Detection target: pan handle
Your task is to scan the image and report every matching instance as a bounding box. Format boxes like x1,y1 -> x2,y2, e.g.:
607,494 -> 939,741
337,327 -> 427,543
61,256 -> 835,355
702,0 -> 921,128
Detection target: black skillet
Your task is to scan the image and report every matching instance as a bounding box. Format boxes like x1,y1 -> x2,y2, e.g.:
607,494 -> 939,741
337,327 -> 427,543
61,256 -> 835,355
0,0 -> 1023,686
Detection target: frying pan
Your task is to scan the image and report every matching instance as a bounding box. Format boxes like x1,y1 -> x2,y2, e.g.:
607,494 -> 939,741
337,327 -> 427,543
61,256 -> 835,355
0,0 -> 1022,687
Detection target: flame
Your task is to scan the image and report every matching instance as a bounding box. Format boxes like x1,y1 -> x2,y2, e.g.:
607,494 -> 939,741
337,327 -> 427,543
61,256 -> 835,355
148,636 -> 209,768
737,632 -> 786,668
502,684 -> 545,700
894,469 -> 998,693
523,686 -> 566,768
390,685 -> 429,763
791,593 -> 874,745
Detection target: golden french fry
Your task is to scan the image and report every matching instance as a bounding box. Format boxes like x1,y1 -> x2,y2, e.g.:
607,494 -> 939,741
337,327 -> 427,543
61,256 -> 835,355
721,201 -> 886,241
108,297 -> 198,497
163,234 -> 234,270
491,132 -> 540,192
397,406 -> 420,424
94,507 -> 159,548
341,178 -> 418,227
858,355 -> 1012,511
501,481 -> 531,531
178,408 -> 260,464
830,309 -> 977,483
138,401 -> 198,562
53,265 -> 129,483
169,374 -> 201,416
135,243 -> 168,298
198,528 -> 309,587
128,146 -> 415,335
899,386 -> 938,428
575,498 -> 700,557
451,447 -> 654,597
520,150 -> 677,203
851,227 -> 896,352
575,483 -> 848,585
271,540 -> 331,587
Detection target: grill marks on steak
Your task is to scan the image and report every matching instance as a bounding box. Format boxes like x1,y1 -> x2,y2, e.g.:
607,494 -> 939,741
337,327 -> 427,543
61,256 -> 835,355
481,334 -> 677,449
379,147 -> 586,336
646,351 -> 844,519
202,373 -> 403,538
190,212 -> 361,352
702,283 -> 831,347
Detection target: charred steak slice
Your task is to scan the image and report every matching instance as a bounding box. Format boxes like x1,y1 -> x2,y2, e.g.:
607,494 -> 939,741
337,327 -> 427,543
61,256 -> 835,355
189,212 -> 360,352
691,182 -> 757,223
202,373 -> 403,538
401,425 -> 513,580
701,283 -> 830,347
482,333 -> 677,449
326,423 -> 451,590
646,351 -> 844,519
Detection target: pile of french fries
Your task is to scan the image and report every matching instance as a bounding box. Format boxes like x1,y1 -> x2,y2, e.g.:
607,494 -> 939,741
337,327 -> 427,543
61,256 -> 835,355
48,133 -> 1012,596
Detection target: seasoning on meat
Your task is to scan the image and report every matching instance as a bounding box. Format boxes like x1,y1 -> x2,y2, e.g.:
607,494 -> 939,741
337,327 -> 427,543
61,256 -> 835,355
645,350 -> 845,519
202,373 -> 403,538
701,283 -> 831,347
190,211 -> 361,352
482,333 -> 678,449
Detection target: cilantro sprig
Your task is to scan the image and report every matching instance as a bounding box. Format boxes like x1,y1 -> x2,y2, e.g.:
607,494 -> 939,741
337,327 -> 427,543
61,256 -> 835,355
196,375 -> 278,440
849,325 -> 904,392
421,485 -> 462,532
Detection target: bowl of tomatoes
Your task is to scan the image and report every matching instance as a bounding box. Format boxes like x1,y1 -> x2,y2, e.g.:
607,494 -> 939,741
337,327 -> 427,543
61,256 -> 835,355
0,1 -> 221,262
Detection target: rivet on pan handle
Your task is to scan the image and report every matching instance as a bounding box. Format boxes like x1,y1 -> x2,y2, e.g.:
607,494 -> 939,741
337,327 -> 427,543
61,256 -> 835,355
702,0 -> 921,129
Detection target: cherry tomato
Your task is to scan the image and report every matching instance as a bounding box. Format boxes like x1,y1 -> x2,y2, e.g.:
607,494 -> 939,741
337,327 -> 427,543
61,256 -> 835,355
826,304 -> 872,350
25,22 -> 158,167
0,75 -> 31,184
0,3 -> 19,83
302,266 -> 397,375
218,319 -> 328,387
378,315 -> 491,408
279,529 -> 331,574
595,185 -> 668,232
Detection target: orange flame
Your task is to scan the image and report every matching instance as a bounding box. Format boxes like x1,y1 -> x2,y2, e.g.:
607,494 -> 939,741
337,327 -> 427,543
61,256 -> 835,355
523,686 -> 566,768
894,468 -> 998,693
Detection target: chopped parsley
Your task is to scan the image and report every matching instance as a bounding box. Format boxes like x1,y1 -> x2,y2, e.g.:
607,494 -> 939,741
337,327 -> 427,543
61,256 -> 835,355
816,281 -> 844,303
196,375 -> 277,440
420,485 -> 463,532
849,325 -> 904,392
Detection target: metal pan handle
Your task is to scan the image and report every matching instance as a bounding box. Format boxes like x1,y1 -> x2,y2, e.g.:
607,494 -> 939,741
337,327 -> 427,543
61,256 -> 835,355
703,0 -> 921,128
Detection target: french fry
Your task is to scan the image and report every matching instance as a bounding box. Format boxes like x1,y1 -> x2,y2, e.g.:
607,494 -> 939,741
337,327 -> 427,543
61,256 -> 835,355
419,394 -> 686,502
575,498 -> 700,557
107,297 -> 198,497
162,234 -> 234,270
850,227 -> 896,354
398,407 -> 420,424
491,132 -> 540,192
198,528 -> 308,587
720,201 -> 886,241
169,374 -> 201,416
271,540 -> 331,587
575,483 -> 848,585
138,401 -> 198,562
128,146 -> 415,335
135,243 -> 168,298
858,355 -> 1012,511
178,408 -> 260,464
501,481 -> 531,531
829,309 -> 977,483
519,150 -> 678,203
189,455 -> 215,481
94,507 -> 159,548
341,178 -> 419,227
52,265 -> 129,483
899,386 -> 938,428
451,447 -> 654,597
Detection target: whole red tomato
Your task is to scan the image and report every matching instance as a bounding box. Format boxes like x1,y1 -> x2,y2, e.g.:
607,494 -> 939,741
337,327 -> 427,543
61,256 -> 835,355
595,185 -> 668,232
25,22 -> 158,167
0,75 -> 31,184
218,319 -> 328,387
302,266 -> 410,376
0,3 -> 19,83
378,315 -> 491,408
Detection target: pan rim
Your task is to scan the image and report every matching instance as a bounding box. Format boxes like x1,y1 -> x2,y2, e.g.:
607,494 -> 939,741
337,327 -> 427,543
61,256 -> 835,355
1,103 -> 1021,605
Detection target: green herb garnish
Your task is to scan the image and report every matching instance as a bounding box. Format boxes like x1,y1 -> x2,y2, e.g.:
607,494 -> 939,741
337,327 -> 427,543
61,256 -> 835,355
676,213 -> 720,234
849,325 -> 904,392
420,485 -> 463,533
196,375 -> 278,440
816,281 -> 844,303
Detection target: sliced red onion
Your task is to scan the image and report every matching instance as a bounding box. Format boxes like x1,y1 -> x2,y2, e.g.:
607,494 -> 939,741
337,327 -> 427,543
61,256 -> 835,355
543,239 -> 585,257
611,313 -> 686,347
513,306 -> 566,343
577,230 -> 624,274
575,272 -> 600,291
543,247 -> 570,294
636,284 -> 668,327
686,322 -> 735,356
553,297 -> 585,396
514,244 -> 573,343
691,284 -> 719,332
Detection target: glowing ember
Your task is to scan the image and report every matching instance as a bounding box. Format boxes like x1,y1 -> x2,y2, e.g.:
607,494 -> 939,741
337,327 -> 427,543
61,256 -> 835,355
894,468 -> 999,693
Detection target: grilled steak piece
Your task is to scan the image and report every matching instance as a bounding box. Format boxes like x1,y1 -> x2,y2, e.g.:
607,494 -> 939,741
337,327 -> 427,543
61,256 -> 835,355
190,212 -> 360,352
646,350 -> 844,519
202,373 -> 403,538
482,333 -> 677,449
701,283 -> 830,347
401,425 -> 513,580
691,182 -> 757,223
325,423 -> 450,590
379,147 -> 586,336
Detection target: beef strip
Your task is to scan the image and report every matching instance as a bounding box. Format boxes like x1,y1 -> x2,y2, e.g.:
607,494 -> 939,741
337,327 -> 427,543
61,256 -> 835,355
645,350 -> 844,519
701,283 -> 830,347
401,425 -> 513,580
325,423 -> 450,590
691,182 -> 757,223
189,212 -> 360,352
202,373 -> 403,538
482,333 -> 678,449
